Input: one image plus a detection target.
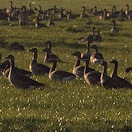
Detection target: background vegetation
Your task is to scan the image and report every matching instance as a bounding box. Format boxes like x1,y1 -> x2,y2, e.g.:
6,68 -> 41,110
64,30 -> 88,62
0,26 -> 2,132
0,0 -> 132,131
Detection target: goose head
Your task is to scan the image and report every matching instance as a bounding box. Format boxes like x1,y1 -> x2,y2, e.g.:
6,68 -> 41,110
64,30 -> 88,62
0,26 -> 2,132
29,48 -> 38,53
5,54 -> 15,61
100,61 -> 107,66
42,48 -> 62,63
44,40 -> 52,48
71,51 -> 81,59
109,59 -> 118,64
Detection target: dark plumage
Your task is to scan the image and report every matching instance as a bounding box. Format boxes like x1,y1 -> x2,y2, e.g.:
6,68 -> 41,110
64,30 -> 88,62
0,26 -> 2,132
126,67 -> 132,73
29,48 -> 50,75
44,41 -> 52,62
100,61 -> 120,89
5,55 -> 45,89
71,51 -> 85,78
90,45 -> 104,63
81,55 -> 101,85
43,49 -> 76,81
110,59 -> 132,88
0,59 -> 32,78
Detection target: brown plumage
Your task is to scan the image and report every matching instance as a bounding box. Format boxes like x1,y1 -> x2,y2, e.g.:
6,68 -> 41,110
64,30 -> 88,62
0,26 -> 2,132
29,48 -> 50,75
71,51 -> 85,78
110,59 -> 132,88
43,49 -> 76,81
5,55 -> 45,89
90,45 -> 104,63
100,61 -> 120,89
81,55 -> 101,85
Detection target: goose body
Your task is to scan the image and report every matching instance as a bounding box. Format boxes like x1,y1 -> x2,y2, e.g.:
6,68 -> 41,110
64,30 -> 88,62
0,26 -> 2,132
29,48 -> 50,75
43,50 -> 76,81
81,55 -> 101,85
90,45 -> 104,63
110,59 -> 132,88
71,51 -> 85,78
5,55 -> 45,89
100,61 -> 120,88
81,41 -> 91,60
82,27 -> 96,43
1,59 -> 32,78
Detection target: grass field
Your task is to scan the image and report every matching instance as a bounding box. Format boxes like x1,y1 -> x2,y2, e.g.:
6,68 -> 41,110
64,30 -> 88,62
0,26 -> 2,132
0,0 -> 132,131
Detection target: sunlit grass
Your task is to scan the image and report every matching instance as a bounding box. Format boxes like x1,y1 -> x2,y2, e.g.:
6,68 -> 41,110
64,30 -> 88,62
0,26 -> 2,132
0,0 -> 132,131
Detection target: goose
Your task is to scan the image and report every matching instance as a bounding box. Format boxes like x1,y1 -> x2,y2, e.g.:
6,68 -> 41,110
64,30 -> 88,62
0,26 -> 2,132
81,40 -> 91,60
71,51 -> 85,78
81,55 -> 101,85
29,48 -> 50,75
100,61 -> 120,89
47,16 -> 55,27
43,48 -> 76,81
94,28 -> 102,42
110,59 -> 132,88
126,67 -> 132,73
125,4 -> 130,17
44,40 -> 52,62
111,20 -> 119,33
33,15 -> 40,28
82,26 -> 96,43
5,55 -> 45,89
0,57 -> 32,78
80,6 -> 88,18
90,45 -> 104,63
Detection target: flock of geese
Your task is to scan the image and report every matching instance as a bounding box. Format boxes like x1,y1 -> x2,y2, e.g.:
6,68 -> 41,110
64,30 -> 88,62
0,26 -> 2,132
0,39 -> 131,89
0,2 -> 132,89
0,1 -> 132,27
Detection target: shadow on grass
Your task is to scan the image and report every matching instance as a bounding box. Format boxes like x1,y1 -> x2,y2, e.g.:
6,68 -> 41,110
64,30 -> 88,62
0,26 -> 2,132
0,117 -> 132,131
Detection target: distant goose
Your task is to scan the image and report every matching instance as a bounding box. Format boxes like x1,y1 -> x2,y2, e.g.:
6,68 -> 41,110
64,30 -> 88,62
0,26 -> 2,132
0,57 -> 32,78
43,48 -> 76,81
95,28 -> 102,42
44,40 -> 52,62
47,16 -> 55,27
82,26 -> 96,43
29,48 -> 50,75
81,40 -> 91,60
126,67 -> 132,73
90,45 -> 104,63
5,55 -> 45,89
81,55 -> 101,85
100,61 -> 120,89
71,51 -> 85,78
111,20 -> 119,33
80,6 -> 88,18
110,59 -> 132,88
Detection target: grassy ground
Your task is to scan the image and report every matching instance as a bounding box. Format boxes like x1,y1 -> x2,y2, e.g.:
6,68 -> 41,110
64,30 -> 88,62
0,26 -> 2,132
0,0 -> 132,131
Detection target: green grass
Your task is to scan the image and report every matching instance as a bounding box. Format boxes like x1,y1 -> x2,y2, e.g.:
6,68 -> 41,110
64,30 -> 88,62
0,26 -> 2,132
0,0 -> 132,131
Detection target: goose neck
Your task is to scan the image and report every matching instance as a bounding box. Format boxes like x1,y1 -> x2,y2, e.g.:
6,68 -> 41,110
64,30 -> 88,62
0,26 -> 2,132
50,61 -> 57,73
112,62 -> 118,77
101,63 -> 107,78
74,59 -> 80,68
84,60 -> 90,75
33,51 -> 37,60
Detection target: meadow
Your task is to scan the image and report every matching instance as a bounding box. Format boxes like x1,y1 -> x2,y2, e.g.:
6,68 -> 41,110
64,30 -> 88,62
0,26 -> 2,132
0,0 -> 132,131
